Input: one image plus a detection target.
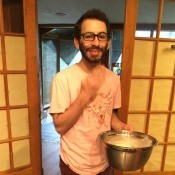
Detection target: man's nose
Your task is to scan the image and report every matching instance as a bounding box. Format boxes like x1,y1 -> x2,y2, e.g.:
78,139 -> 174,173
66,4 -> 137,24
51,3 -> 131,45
91,36 -> 100,45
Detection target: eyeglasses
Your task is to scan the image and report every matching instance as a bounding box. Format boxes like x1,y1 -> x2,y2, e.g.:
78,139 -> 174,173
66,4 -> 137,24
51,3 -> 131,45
80,32 -> 109,41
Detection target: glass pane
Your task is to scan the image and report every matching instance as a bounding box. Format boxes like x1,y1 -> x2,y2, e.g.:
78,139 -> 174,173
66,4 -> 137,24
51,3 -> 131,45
135,30 -> 151,37
2,0 -> 24,33
136,0 -> 159,38
0,110 -> 8,140
7,74 -> 28,106
127,114 -> 146,132
41,39 -> 57,107
148,114 -> 167,142
12,139 -> 30,168
0,74 -> 6,107
132,40 -> 155,75
0,35 -> 3,70
110,30 -> 123,75
151,80 -> 172,110
144,145 -> 163,171
165,145 -> 175,170
0,143 -> 10,171
159,31 -> 175,38
155,42 -> 175,76
60,39 -> 80,70
160,0 -> 175,39
5,36 -> 26,70
129,79 -> 150,111
10,108 -> 29,138
169,114 -> 175,141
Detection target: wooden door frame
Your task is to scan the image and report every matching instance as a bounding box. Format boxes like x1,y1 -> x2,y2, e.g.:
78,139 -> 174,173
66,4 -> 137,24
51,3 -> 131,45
0,0 -> 42,174
25,0 -> 42,174
115,0 -> 138,174
118,0 -> 138,122
116,0 -> 175,175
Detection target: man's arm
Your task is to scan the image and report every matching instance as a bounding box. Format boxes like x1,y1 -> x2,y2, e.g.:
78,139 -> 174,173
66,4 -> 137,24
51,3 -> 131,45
51,91 -> 87,135
51,65 -> 105,135
111,109 -> 134,133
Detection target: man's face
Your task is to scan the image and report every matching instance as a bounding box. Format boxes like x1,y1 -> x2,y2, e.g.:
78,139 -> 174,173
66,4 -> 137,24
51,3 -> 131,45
75,19 -> 110,64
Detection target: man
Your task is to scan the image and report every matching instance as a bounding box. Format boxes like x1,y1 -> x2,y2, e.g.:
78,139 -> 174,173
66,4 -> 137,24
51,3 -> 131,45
49,9 -> 133,175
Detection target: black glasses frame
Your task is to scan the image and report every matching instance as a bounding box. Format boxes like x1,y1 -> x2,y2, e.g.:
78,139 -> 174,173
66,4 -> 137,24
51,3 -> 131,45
80,32 -> 109,41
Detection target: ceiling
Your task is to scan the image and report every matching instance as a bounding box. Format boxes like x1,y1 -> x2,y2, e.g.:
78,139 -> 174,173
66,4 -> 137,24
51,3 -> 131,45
37,0 -> 175,25
38,0 -> 175,68
37,0 -> 125,25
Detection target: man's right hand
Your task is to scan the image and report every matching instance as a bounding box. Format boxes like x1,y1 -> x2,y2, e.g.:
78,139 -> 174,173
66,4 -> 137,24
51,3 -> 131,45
80,65 -> 105,104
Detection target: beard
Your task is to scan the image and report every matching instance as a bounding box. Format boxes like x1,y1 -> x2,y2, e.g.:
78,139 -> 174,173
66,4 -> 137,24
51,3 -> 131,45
79,41 -> 109,64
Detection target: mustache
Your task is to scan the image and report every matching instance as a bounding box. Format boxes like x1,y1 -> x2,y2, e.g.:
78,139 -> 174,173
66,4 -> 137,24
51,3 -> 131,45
86,46 -> 103,51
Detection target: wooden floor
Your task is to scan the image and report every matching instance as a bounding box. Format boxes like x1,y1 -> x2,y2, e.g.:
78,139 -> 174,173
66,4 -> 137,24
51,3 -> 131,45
41,118 -> 61,175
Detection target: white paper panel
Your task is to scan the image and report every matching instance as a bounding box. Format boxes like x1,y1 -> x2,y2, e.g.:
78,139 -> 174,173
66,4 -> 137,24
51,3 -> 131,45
129,79 -> 150,111
5,36 -> 26,70
0,110 -> 8,140
151,80 -> 172,110
148,114 -> 167,142
10,108 -> 29,138
7,74 -> 28,106
0,74 -> 6,107
173,92 -> 175,111
127,114 -> 146,132
144,145 -> 163,171
169,114 -> 175,141
12,139 -> 30,168
132,40 -> 155,76
155,42 -> 175,76
165,145 -> 175,170
0,143 -> 10,171
0,35 -> 2,70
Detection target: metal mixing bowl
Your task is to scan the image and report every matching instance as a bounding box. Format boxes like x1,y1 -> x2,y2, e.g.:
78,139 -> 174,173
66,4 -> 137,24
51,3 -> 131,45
99,130 -> 158,171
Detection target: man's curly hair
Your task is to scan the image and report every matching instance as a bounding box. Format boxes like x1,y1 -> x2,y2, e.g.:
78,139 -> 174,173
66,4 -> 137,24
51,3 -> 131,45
74,9 -> 110,40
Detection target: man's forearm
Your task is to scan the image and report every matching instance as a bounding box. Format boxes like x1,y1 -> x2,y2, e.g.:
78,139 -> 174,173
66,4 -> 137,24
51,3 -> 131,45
111,110 -> 134,133
111,111 -> 126,130
52,94 -> 87,135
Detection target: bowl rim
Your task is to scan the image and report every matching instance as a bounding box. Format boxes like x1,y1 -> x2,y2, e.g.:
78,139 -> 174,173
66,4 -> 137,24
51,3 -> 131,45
99,129 -> 159,151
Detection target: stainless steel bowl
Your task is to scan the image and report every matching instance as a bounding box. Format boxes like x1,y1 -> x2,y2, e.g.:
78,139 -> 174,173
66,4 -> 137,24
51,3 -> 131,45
99,130 -> 158,171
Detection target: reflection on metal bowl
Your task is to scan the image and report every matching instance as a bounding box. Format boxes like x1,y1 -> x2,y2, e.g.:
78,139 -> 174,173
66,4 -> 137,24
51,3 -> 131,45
99,130 -> 158,171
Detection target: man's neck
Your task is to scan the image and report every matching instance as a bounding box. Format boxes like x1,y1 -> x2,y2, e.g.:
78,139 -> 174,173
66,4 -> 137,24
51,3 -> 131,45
77,59 -> 101,74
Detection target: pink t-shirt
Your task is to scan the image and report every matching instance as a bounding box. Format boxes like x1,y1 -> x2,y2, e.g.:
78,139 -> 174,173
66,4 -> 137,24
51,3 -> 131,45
49,64 -> 121,175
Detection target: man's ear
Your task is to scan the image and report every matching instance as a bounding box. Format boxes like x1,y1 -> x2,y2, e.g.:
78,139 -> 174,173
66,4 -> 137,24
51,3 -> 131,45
74,38 -> 80,50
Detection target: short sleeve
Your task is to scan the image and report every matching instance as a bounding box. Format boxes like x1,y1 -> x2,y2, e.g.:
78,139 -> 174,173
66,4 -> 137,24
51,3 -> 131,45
49,72 -> 70,114
113,75 -> 121,109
